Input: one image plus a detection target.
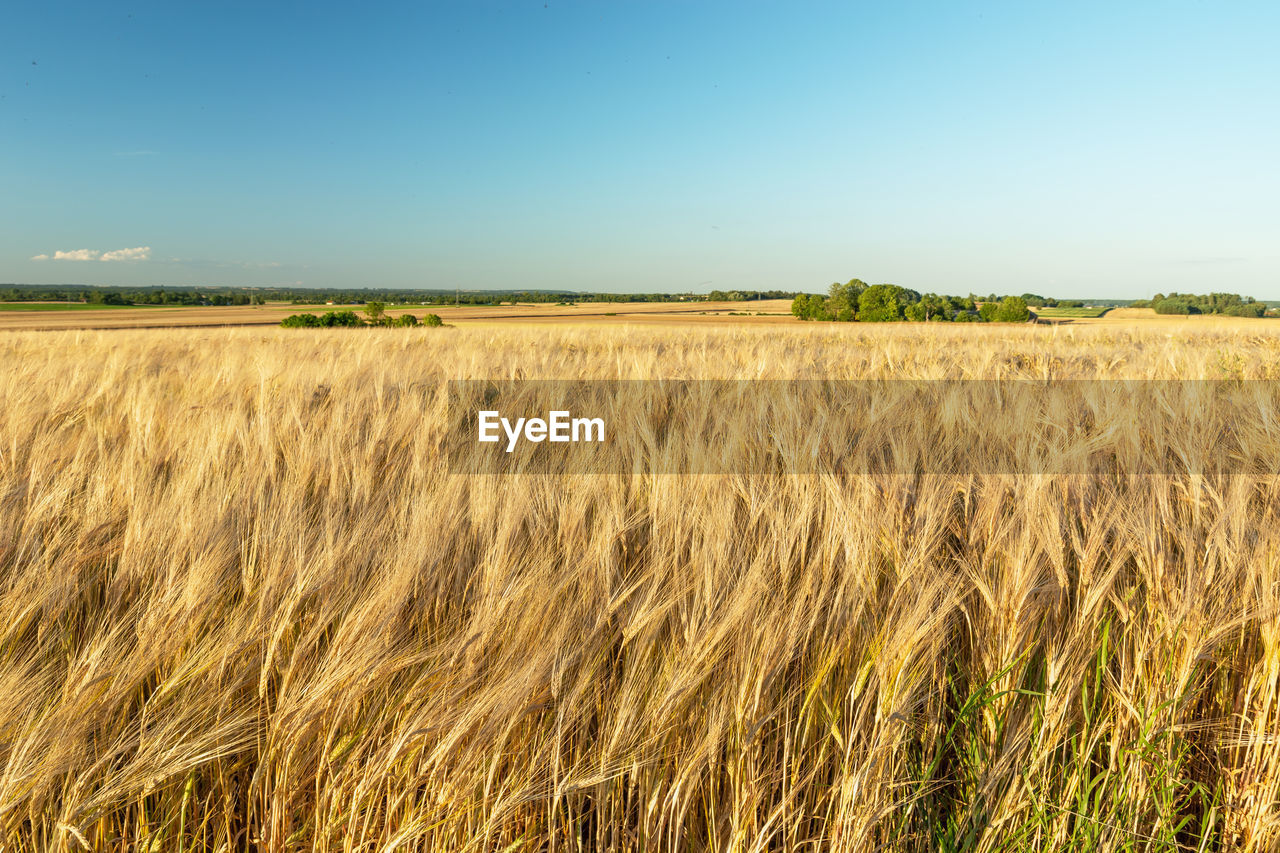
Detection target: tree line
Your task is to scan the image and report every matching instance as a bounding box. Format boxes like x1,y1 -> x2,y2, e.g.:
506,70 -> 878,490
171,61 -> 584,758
1130,292 -> 1267,317
0,286 -> 266,306
791,280 -> 1034,323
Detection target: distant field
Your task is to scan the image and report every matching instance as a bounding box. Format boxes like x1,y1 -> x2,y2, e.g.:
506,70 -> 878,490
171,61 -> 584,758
0,301 -> 155,311
0,300 -> 796,330
1034,305 -> 1113,318
4,299 -> 1278,331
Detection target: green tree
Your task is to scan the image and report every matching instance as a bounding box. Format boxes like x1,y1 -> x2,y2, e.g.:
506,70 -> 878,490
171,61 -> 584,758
790,294 -> 809,319
1153,298 -> 1198,315
914,293 -> 955,321
991,296 -> 1032,322
1223,302 -> 1265,317
857,284 -> 910,322
363,301 -> 386,323
827,279 -> 865,321
790,294 -> 831,321
322,310 -> 362,327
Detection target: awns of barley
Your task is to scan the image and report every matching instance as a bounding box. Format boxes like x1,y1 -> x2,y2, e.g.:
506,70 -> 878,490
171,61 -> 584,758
0,324 -> 1278,851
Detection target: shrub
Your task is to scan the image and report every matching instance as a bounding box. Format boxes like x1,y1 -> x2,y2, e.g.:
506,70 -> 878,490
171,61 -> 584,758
393,313 -> 419,327
422,313 -> 444,327
281,313 -> 323,327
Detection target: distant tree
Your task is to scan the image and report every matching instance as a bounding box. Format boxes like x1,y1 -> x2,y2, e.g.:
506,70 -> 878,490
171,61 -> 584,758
422,313 -> 444,327
790,294 -> 831,321
322,310 -> 363,327
991,295 -> 1032,322
827,279 -> 865,321
363,301 -> 386,323
857,285 -> 911,322
909,293 -> 956,321
1153,298 -> 1199,315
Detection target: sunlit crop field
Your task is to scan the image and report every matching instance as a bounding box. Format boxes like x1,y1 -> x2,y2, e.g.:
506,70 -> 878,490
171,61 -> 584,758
1,322 -> 1278,852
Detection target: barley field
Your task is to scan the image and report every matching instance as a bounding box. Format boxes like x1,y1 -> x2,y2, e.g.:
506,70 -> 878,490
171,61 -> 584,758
1,323 -> 1279,851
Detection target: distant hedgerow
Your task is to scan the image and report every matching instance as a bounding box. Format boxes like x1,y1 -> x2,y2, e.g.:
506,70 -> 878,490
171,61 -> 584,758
280,310 -> 361,328
281,309 -> 446,329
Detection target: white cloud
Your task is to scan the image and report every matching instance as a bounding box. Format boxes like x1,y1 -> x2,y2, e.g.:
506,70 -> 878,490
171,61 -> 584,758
100,246 -> 151,262
53,249 -> 102,261
33,246 -> 153,262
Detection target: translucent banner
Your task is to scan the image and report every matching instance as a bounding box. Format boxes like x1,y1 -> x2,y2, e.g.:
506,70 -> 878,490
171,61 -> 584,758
444,380 -> 1280,475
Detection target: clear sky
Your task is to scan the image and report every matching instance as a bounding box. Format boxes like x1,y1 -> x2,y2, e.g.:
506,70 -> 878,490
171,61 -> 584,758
2,1 -> 1277,298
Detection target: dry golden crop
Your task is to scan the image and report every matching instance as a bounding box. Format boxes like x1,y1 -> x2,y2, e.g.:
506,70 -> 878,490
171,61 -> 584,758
1,322 -> 1278,851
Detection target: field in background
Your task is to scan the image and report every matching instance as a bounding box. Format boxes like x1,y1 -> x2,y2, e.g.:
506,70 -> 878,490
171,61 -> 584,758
1033,305 -> 1113,318
0,299 -> 795,331
1,322 -> 1279,851
4,298 -> 1277,331
0,301 -> 159,312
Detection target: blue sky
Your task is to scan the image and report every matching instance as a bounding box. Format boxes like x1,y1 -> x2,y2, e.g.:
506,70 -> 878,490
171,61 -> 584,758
2,1 -> 1277,297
